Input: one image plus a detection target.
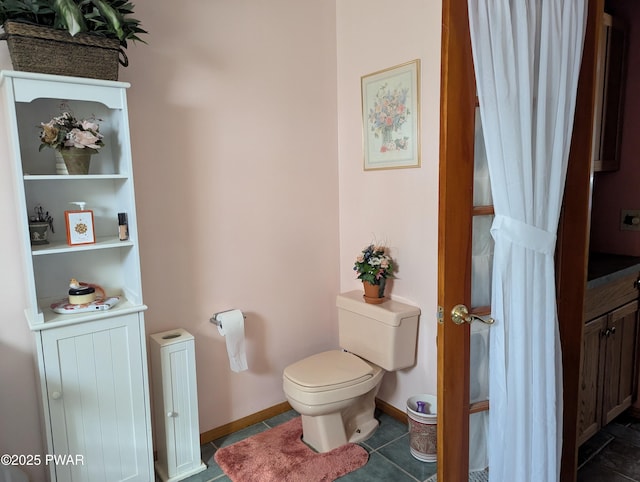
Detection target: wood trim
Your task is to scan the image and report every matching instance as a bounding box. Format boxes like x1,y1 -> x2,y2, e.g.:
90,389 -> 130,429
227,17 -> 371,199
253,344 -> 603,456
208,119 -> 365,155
199,398 -> 407,445
470,306 -> 491,316
199,401 -> 292,444
556,1 -> 602,480
472,206 -> 495,216
438,0 -> 476,480
583,271 -> 640,321
470,400 -> 489,414
375,398 -> 408,425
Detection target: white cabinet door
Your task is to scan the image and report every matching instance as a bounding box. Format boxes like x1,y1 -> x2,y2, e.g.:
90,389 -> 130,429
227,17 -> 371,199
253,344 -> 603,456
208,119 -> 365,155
40,314 -> 152,481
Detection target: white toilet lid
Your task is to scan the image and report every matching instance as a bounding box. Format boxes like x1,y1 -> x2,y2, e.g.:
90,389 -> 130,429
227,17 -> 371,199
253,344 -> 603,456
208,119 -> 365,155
284,350 -> 376,390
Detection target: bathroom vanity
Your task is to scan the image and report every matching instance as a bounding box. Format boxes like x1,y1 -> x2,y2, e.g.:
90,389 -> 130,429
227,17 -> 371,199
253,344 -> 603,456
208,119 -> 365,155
577,253 -> 640,446
1,71 -> 153,481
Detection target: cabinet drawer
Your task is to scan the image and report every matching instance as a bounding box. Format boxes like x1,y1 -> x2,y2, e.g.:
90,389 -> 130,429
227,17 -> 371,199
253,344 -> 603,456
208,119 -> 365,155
584,271 -> 640,321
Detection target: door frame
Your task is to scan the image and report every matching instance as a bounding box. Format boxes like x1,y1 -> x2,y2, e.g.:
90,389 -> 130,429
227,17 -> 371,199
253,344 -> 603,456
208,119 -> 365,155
437,1 -> 600,481
557,1 -> 601,479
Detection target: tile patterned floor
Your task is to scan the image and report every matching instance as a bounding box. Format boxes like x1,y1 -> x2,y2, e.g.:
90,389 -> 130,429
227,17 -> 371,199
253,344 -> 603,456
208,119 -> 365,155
179,409 -> 438,482
578,414 -> 640,482
168,409 -> 640,481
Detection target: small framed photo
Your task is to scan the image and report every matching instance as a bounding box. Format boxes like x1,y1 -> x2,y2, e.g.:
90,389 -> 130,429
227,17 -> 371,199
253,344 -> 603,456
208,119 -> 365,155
65,210 -> 96,245
361,59 -> 421,170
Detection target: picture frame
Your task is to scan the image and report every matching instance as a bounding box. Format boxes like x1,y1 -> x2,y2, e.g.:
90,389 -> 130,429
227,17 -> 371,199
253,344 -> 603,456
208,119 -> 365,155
361,59 -> 421,170
65,210 -> 96,245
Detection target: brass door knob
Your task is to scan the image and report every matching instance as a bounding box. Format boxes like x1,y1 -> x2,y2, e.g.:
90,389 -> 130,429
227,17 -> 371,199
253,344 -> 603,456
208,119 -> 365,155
451,304 -> 495,325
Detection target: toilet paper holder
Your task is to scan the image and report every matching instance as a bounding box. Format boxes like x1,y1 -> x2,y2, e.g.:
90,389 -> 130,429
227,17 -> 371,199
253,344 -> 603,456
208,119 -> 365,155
210,309 -> 246,329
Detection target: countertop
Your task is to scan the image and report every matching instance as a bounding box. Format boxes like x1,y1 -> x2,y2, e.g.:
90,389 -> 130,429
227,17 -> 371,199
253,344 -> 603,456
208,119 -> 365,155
587,252 -> 640,289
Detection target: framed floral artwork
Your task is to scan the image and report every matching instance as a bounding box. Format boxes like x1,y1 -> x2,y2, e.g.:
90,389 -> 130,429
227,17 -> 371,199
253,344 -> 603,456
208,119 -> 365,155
361,59 -> 421,170
65,210 -> 96,245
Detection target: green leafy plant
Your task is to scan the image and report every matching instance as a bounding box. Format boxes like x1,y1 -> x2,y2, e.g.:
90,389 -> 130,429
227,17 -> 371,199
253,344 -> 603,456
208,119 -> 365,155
0,0 -> 147,49
353,244 -> 395,285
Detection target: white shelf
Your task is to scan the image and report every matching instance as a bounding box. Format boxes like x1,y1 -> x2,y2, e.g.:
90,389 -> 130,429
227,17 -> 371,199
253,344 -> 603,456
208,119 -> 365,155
24,174 -> 128,181
31,295 -> 147,331
31,236 -> 134,256
1,71 -> 143,329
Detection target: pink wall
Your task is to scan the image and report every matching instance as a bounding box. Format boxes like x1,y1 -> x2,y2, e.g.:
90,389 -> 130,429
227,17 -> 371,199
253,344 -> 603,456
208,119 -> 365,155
0,114 -> 43,480
336,0 -> 441,408
590,0 -> 640,255
0,1 -> 442,475
122,0 -> 340,431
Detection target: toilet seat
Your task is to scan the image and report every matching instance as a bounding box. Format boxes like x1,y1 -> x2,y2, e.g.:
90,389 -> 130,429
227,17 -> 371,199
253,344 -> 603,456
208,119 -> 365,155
284,350 -> 377,391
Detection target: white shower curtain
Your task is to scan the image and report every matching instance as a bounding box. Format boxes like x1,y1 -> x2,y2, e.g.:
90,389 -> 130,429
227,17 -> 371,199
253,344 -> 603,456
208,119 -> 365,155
467,2 -> 587,481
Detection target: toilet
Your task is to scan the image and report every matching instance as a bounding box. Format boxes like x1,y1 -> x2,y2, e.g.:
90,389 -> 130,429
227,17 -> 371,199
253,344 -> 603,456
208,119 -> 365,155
283,290 -> 420,452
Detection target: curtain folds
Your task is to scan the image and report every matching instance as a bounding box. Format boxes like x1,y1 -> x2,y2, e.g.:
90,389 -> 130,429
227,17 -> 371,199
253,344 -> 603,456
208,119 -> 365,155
467,1 -> 587,481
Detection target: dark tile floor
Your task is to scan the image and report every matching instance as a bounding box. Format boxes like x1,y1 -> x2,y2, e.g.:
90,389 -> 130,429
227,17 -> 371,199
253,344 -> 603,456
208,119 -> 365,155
180,409 -> 438,482
169,408 -> 640,482
578,414 -> 640,481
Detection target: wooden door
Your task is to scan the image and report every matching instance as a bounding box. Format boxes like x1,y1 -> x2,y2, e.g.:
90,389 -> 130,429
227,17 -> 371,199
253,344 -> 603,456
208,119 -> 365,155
437,0 -> 480,480
438,0 -> 600,481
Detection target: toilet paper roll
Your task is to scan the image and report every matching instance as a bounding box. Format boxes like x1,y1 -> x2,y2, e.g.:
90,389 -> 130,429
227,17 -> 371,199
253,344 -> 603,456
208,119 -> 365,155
217,309 -> 248,372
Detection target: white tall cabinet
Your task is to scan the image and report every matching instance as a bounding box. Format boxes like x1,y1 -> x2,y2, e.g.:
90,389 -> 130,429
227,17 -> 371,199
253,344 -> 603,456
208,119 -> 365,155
150,329 -> 206,481
1,71 -> 153,481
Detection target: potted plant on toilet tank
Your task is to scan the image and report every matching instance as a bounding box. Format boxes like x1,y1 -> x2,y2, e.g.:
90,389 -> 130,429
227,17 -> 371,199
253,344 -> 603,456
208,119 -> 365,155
353,244 -> 395,304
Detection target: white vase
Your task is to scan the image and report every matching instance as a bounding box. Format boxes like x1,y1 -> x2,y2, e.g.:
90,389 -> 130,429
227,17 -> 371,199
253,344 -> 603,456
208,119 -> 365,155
55,150 -> 68,175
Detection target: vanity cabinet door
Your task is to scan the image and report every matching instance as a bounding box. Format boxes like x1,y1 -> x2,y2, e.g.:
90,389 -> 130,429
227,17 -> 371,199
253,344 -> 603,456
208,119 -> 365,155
578,299 -> 639,446
602,300 -> 639,424
578,315 -> 607,445
40,314 -> 152,482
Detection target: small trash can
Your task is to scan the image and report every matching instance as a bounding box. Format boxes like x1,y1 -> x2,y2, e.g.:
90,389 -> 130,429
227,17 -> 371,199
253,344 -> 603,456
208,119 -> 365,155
407,394 -> 437,462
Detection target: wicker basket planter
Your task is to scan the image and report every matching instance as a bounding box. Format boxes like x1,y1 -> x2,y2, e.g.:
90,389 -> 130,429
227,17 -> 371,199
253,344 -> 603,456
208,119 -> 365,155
0,21 -> 124,80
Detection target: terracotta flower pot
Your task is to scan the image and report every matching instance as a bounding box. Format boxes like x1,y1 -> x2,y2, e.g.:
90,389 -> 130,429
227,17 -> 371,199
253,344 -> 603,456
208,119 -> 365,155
362,279 -> 386,304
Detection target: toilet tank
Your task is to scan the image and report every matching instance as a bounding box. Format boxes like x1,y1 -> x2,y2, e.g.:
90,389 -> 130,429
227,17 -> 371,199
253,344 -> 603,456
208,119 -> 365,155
336,290 -> 421,371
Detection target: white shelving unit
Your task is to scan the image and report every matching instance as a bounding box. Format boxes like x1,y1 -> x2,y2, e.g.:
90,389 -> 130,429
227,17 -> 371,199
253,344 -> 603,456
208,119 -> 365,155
1,70 -> 153,481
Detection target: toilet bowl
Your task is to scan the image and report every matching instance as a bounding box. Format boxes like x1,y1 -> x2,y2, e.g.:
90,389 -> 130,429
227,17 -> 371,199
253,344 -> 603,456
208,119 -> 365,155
283,350 -> 384,452
283,291 -> 420,453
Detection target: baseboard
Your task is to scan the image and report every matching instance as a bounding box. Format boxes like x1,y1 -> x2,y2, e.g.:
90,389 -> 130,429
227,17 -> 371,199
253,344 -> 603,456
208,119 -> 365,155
200,398 -> 407,445
375,398 -> 408,425
200,401 -> 293,445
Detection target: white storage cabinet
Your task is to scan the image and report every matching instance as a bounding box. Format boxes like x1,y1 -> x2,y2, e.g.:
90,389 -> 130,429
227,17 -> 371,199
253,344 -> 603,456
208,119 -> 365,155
1,71 -> 153,481
150,329 -> 206,482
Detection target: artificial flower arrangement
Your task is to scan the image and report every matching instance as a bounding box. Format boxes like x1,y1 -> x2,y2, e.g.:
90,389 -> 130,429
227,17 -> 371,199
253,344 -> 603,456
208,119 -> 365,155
353,244 -> 395,285
29,204 -> 54,233
39,110 -> 104,152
